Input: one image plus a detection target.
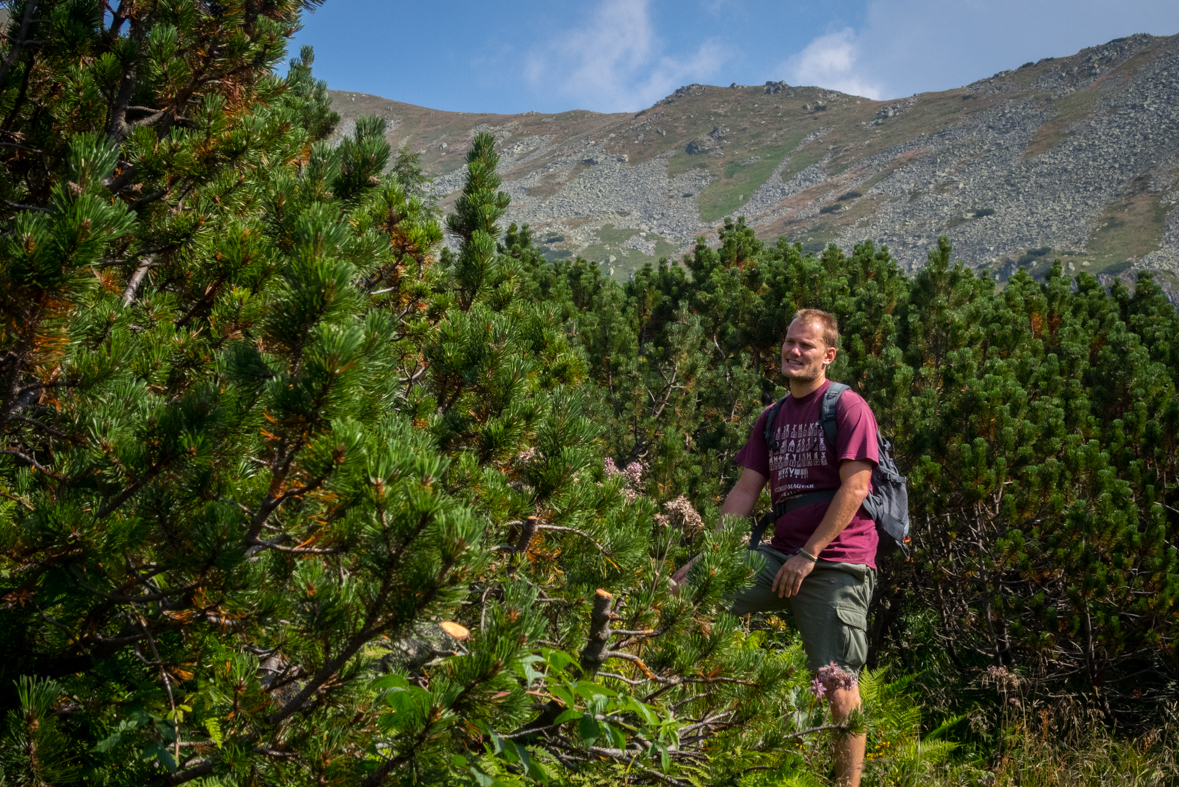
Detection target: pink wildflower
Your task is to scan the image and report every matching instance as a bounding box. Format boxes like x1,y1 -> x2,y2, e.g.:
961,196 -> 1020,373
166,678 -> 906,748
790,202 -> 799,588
984,665 -> 1021,692
810,676 -> 827,700
623,461 -> 643,488
604,458 -> 645,501
815,661 -> 859,696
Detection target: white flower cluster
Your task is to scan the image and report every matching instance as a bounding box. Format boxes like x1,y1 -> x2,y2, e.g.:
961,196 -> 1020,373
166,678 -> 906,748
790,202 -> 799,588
656,495 -> 704,538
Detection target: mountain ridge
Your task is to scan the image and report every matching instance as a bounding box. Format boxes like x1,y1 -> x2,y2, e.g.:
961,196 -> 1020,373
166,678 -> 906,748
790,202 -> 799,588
328,32 -> 1179,301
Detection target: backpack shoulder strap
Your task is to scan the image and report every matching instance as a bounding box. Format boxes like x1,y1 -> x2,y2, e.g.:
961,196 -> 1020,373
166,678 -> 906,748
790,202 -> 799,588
762,395 -> 790,453
820,382 -> 849,454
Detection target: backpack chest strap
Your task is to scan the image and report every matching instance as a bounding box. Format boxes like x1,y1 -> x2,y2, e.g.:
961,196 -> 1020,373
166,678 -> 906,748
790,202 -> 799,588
771,488 -> 838,518
749,489 -> 840,549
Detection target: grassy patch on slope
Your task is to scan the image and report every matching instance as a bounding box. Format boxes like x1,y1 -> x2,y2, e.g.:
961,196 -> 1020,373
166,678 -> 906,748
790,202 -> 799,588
666,151 -> 712,179
1023,89 -> 1102,159
580,224 -> 681,280
1074,186 -> 1168,274
696,136 -> 805,222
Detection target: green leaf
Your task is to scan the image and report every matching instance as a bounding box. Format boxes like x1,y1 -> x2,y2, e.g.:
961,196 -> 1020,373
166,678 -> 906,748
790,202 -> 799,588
204,718 -> 223,748
517,654 -> 546,686
385,685 -> 430,714
468,767 -> 495,787
541,648 -> 576,673
513,743 -> 547,783
145,741 -> 177,773
372,673 -> 410,690
483,726 -> 507,757
602,721 -> 626,749
553,708 -> 583,724
578,715 -> 600,744
550,684 -> 576,709
574,680 -> 616,699
94,731 -> 122,754
625,696 -> 656,725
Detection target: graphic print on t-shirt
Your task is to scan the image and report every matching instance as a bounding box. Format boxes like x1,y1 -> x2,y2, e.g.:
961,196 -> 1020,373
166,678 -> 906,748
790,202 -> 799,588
768,421 -> 828,492
733,380 -> 881,567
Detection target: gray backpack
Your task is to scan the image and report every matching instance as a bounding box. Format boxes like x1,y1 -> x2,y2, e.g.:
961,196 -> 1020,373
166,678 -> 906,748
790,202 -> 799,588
750,382 -> 910,560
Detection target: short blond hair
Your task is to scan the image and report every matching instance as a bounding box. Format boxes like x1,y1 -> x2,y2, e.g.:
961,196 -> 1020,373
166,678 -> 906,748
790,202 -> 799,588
791,308 -> 839,349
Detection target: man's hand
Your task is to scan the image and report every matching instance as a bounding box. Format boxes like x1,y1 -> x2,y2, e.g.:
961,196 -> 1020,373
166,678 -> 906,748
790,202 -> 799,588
669,559 -> 696,594
771,553 -> 816,598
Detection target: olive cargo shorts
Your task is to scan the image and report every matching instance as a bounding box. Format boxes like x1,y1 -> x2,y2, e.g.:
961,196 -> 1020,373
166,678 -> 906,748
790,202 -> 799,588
730,545 -> 875,673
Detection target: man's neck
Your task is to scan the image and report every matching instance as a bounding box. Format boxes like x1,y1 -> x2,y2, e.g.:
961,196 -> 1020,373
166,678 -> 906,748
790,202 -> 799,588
788,373 -> 827,399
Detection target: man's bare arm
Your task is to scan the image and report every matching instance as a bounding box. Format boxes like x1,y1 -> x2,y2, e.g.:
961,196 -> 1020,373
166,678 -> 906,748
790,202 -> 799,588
715,467 -> 769,529
771,459 -> 873,598
802,459 -> 873,555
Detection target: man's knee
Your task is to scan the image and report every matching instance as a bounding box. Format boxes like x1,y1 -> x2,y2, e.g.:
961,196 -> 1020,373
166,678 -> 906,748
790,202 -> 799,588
827,685 -> 861,721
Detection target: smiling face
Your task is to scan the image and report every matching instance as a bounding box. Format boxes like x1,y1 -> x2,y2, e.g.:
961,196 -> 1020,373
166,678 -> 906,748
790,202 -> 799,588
781,318 -> 837,384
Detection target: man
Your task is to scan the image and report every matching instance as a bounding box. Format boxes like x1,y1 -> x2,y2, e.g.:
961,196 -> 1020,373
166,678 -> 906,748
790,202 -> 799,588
673,308 -> 878,787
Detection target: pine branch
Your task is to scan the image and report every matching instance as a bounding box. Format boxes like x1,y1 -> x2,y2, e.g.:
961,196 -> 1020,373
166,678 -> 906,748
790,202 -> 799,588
579,589 -> 616,675
8,414 -> 70,439
781,722 -> 850,740
68,568 -> 195,605
267,557 -> 451,729
537,524 -> 611,556
601,650 -> 659,680
243,467 -> 330,543
103,162 -> 137,194
4,199 -> 49,212
127,189 -> 166,211
677,710 -> 734,737
245,535 -> 340,555
0,448 -> 56,475
514,589 -> 617,739
513,516 -> 539,553
643,675 -> 758,702
546,739 -> 692,786
106,19 -> 149,145
0,0 -> 40,84
121,255 -> 156,305
135,621 -> 180,762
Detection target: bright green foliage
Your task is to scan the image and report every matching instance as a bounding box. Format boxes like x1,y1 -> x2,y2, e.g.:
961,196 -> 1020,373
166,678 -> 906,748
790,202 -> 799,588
0,6 -> 874,785
3,4 -> 1179,785
543,230 -> 1179,722
0,676 -> 79,785
857,668 -> 962,785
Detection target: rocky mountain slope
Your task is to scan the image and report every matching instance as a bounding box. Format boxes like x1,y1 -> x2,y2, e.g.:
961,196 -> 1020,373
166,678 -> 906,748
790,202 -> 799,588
329,33 -> 1179,299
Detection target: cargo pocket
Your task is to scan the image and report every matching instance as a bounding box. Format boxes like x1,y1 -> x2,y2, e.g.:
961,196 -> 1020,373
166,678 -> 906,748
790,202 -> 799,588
834,606 -> 869,672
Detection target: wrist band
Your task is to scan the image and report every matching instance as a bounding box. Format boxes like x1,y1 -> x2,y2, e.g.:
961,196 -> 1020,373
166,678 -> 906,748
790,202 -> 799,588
796,548 -> 819,563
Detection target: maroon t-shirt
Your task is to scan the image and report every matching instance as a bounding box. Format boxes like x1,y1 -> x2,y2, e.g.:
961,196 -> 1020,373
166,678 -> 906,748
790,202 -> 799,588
735,380 -> 880,568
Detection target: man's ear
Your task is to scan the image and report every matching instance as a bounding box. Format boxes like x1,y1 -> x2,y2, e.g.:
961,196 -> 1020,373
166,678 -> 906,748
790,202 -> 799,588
824,346 -> 838,366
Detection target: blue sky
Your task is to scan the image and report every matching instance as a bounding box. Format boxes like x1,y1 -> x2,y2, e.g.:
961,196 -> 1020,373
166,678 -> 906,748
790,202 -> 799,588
292,0 -> 1179,114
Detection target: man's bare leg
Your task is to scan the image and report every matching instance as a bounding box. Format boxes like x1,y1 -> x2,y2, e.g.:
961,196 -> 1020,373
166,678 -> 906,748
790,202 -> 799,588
828,685 -> 866,787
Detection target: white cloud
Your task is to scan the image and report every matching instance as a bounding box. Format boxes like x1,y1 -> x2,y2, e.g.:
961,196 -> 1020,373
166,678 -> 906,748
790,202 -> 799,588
780,27 -> 884,100
525,0 -> 729,112
778,0 -> 1178,102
